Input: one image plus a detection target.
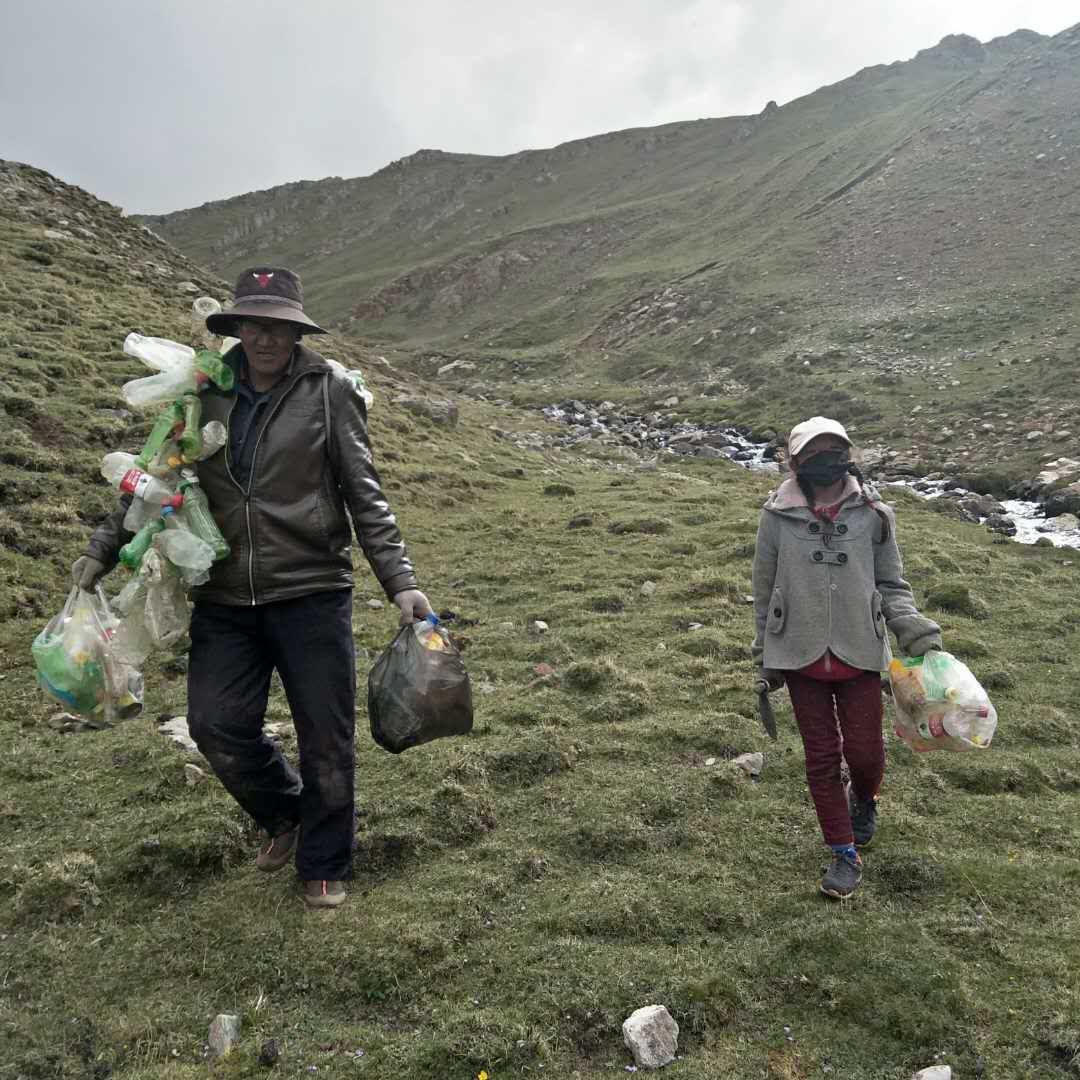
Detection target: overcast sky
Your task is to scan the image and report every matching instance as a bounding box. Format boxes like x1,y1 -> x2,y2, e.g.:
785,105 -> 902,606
2,1 -> 1076,215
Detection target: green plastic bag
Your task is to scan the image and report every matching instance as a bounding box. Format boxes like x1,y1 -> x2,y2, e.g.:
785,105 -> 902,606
32,586 -> 143,724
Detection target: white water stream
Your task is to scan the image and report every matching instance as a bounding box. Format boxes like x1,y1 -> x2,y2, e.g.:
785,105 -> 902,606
540,402 -> 1080,551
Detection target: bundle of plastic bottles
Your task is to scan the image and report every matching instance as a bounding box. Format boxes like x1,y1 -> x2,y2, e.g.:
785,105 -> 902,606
889,650 -> 998,752
33,299 -> 236,720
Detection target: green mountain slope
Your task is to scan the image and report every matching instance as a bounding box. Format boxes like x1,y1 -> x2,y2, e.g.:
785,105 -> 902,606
139,25 -> 1080,483
4,145 -> 1080,1078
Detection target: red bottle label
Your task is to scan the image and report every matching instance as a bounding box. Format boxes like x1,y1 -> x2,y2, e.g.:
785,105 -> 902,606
119,469 -> 152,499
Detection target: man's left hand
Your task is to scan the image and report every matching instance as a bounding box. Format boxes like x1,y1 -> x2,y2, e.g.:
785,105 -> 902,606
394,589 -> 434,626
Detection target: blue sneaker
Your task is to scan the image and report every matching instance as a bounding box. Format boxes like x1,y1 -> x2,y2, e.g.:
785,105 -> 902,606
821,849 -> 863,899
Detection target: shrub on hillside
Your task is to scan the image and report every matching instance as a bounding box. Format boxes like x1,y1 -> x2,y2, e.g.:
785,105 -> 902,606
925,582 -> 990,619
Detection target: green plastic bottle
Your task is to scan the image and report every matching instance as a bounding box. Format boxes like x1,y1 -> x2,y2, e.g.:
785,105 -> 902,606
193,350 -> 234,392
178,471 -> 230,561
135,400 -> 185,470
119,516 -> 166,571
176,394 -> 203,461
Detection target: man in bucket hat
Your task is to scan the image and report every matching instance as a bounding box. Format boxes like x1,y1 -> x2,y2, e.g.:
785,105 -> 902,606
74,267 -> 432,909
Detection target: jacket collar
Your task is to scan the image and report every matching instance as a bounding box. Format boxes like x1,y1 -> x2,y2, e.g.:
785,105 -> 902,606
764,475 -> 882,516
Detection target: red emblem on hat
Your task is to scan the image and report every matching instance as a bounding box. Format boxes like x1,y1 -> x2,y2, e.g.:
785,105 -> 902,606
253,271 -> 275,288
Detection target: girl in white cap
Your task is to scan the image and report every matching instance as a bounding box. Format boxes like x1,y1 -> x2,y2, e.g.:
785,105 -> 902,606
751,417 -> 942,898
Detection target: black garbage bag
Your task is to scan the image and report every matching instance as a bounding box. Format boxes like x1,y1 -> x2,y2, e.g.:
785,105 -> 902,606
368,618 -> 474,753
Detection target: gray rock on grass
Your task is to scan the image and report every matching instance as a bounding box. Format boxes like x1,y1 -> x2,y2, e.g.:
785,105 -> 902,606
622,1004 -> 679,1069
208,1013 -> 241,1058
732,752 -> 764,777
159,716 -> 198,753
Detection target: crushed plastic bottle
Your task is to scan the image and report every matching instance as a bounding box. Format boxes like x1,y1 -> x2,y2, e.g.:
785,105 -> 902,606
197,421 -> 227,460
156,506 -> 214,585
191,297 -> 221,351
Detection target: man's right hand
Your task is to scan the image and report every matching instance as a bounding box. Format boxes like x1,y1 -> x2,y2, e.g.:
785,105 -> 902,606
71,555 -> 107,591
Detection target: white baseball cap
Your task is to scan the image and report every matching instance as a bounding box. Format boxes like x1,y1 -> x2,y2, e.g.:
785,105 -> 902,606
787,416 -> 852,458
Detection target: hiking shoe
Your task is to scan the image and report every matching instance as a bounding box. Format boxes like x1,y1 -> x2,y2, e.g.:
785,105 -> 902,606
255,826 -> 298,873
820,850 -> 863,899
848,787 -> 878,848
303,880 -> 347,909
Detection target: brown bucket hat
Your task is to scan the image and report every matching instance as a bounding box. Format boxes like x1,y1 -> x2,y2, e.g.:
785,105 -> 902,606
206,266 -> 327,336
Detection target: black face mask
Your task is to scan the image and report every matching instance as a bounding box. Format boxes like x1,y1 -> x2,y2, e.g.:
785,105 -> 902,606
798,449 -> 851,487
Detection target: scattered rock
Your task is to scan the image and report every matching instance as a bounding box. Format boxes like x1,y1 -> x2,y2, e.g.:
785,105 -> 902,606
176,280 -> 200,293
567,514 -> 594,529
622,1004 -> 679,1069
436,359 -> 476,376
258,1038 -> 280,1066
913,1067 -> 951,1080
184,763 -> 207,786
366,598 -> 385,610
48,711 -> 107,732
158,716 -> 198,753
530,620 -> 549,634
394,395 -> 459,428
208,1014 -> 242,1058
639,580 -> 657,597
732,752 -> 764,777
1048,513 -> 1080,532
1026,430 -> 1044,442
984,513 -> 1017,536
498,621 -> 515,631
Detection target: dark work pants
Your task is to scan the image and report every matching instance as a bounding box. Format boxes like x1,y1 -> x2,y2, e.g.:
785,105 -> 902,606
785,671 -> 885,847
187,589 -> 356,880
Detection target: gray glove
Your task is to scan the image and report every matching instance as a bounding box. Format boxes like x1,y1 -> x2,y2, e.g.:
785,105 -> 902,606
71,555 -> 107,591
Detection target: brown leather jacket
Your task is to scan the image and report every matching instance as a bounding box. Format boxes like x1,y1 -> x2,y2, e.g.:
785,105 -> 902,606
85,343 -> 418,606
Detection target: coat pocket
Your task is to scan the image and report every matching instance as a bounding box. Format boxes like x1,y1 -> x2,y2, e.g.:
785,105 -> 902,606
767,587 -> 786,634
871,590 -> 885,640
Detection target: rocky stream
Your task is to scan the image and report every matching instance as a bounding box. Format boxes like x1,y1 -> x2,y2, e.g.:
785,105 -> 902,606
535,399 -> 1080,551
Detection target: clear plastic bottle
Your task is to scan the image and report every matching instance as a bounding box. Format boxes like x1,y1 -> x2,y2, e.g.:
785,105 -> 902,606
156,506 -> 214,584
942,703 -> 997,747
101,452 -> 181,507
413,613 -> 446,651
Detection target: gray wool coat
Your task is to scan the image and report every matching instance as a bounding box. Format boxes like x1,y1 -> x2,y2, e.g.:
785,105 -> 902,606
751,476 -> 941,677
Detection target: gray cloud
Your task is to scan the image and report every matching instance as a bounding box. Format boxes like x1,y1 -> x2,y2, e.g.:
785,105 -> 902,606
2,0 -> 1075,213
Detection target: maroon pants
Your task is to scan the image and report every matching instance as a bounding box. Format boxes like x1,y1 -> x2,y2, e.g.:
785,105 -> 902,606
785,671 -> 885,846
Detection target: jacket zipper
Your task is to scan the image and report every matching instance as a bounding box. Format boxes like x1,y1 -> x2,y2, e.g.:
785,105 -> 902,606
234,371 -> 313,605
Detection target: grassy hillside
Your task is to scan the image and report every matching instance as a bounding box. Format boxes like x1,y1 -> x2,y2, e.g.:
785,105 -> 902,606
138,25 -> 1080,482
3,162 -> 1080,1078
